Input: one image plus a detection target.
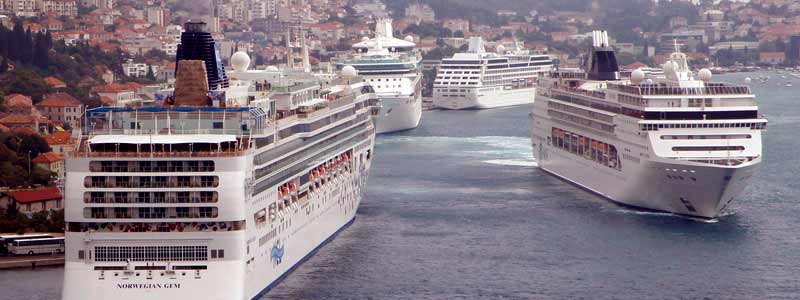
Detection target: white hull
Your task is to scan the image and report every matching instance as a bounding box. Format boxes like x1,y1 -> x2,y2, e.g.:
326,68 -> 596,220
434,87 -> 536,110
533,140 -> 758,218
375,93 -> 422,133
531,99 -> 761,219
62,147 -> 372,300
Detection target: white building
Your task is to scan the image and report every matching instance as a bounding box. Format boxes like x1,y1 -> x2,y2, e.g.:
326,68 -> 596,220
122,60 -> 154,78
9,0 -> 37,17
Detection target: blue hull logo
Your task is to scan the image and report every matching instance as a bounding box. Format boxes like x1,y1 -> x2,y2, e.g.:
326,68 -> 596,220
271,242 -> 285,265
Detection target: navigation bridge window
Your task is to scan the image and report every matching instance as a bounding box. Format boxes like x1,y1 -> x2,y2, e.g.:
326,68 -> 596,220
550,128 -> 621,171
94,245 -> 208,262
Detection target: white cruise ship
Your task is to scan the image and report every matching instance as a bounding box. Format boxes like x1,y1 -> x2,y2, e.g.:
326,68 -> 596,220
433,37 -> 553,110
336,19 -> 422,133
531,31 -> 766,219
61,22 -> 380,300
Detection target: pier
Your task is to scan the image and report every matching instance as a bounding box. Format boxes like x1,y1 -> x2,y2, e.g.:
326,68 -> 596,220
0,254 -> 64,270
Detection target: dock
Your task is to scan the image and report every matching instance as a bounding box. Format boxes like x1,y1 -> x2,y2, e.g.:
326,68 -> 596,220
0,254 -> 64,270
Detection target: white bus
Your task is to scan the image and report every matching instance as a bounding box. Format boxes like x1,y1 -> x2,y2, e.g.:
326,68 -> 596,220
8,237 -> 65,255
0,234 -> 54,254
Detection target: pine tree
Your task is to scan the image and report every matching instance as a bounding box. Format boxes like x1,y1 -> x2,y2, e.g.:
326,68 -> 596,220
22,28 -> 33,64
0,57 -> 8,74
33,32 -> 49,69
146,66 -> 155,81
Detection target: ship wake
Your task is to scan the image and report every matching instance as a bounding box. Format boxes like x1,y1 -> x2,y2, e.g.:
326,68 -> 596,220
377,135 -> 537,167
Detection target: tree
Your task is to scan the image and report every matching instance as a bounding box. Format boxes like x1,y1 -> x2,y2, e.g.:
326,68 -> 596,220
0,57 -> 7,73
146,66 -> 155,81
18,133 -> 51,159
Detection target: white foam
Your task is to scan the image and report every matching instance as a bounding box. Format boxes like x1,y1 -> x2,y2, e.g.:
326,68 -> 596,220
483,159 -> 538,167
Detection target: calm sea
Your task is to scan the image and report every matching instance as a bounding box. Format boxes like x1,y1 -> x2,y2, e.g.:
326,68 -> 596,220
2,72 -> 799,300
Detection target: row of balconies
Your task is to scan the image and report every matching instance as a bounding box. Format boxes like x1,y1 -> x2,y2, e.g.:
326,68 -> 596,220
89,160 -> 215,173
85,176 -> 219,188
85,207 -> 218,219
84,191 -> 218,204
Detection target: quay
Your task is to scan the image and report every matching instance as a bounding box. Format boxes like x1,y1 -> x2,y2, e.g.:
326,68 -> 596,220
0,254 -> 64,270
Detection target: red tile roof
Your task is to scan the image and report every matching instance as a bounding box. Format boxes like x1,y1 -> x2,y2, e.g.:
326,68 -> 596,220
37,93 -> 82,107
9,187 -> 62,204
91,82 -> 142,93
44,131 -> 73,145
44,76 -> 67,88
32,152 -> 64,164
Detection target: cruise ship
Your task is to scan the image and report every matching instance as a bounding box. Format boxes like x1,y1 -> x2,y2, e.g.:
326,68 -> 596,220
433,37 -> 553,110
336,19 -> 422,133
61,22 -> 380,300
530,31 -> 766,219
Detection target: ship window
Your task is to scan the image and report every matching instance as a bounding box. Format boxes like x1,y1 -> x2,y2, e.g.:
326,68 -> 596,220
213,122 -> 223,129
218,249 -> 224,258
210,250 -> 217,259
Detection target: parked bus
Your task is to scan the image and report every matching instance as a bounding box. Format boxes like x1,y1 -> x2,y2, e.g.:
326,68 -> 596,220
0,234 -> 53,254
8,237 -> 64,255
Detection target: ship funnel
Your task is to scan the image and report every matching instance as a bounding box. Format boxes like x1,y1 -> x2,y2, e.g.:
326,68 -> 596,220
375,19 -> 394,39
585,30 -> 619,81
175,21 -> 229,93
467,37 -> 485,54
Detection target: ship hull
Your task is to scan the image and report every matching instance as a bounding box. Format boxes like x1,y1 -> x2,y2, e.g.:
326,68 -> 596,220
531,120 -> 759,220
62,140 -> 375,300
434,87 -> 536,110
375,93 -> 422,134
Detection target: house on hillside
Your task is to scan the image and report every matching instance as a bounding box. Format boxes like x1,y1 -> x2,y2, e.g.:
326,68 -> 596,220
1,187 -> 63,214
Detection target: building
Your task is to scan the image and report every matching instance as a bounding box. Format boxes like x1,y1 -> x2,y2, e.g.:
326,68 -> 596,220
443,19 -> 470,34
3,187 -> 63,214
35,93 -> 84,130
39,0 -> 78,17
44,76 -> 67,89
788,35 -> 800,64
670,17 -> 688,29
121,60 -> 153,77
43,131 -> 75,156
0,114 -> 51,134
90,82 -> 143,107
759,52 -> 786,66
80,0 -> 113,9
659,30 -> 707,53
404,3 -> 435,24
32,152 -> 65,182
8,0 -> 37,17
146,7 -> 166,27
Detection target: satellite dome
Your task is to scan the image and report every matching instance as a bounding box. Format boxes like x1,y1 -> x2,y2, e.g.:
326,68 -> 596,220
341,65 -> 358,77
496,44 -> 506,54
744,77 -> 752,84
266,66 -> 279,71
362,36 -> 370,42
230,51 -> 250,72
404,35 -> 414,43
698,68 -> 712,82
644,78 -> 654,85
631,68 -> 645,84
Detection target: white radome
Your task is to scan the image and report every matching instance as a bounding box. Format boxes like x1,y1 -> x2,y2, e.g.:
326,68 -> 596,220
404,35 -> 414,43
631,68 -> 645,84
266,66 -> 279,71
698,68 -> 712,82
230,51 -> 250,72
362,36 -> 370,42
496,44 -> 506,54
341,65 -> 358,77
